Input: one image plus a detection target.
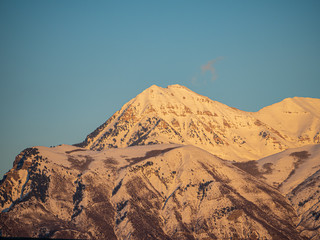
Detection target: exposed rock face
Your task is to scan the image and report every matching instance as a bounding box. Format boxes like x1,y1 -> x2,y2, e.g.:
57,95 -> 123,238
0,144 -> 303,239
76,85 -> 320,162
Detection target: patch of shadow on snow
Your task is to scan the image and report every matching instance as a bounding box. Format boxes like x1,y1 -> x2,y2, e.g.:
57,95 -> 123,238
278,151 -> 311,189
119,146 -> 180,170
198,161 -> 229,183
104,157 -> 119,165
65,149 -> 87,154
67,155 -> 94,172
233,161 -> 273,178
126,146 -> 179,164
290,150 -> 311,161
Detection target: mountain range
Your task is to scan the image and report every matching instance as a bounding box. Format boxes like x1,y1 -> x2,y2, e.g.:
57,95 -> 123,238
1,84 -> 319,239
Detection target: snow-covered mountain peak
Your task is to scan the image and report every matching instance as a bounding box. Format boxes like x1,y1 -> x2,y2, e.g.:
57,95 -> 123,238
76,85 -> 320,162
257,97 -> 320,115
166,84 -> 195,92
126,84 -> 237,117
119,84 -> 218,122
167,84 -> 184,88
254,97 -> 320,138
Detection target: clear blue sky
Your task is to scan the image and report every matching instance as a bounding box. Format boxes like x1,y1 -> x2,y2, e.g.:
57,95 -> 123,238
1,0 -> 320,177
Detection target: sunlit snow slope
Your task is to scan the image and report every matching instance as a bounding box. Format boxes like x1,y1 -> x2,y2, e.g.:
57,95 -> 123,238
76,85 -> 320,161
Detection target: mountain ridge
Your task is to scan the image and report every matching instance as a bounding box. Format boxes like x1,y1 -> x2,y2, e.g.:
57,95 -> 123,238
76,84 -> 320,162
0,144 -> 304,239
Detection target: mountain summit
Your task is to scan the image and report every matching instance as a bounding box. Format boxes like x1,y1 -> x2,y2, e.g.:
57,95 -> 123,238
76,84 -> 320,161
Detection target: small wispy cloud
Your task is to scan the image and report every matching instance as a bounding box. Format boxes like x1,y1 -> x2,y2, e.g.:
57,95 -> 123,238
192,57 -> 223,85
201,58 -> 222,81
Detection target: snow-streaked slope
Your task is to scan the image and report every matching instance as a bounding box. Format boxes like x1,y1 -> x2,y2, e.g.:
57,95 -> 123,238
234,144 -> 320,239
257,144 -> 320,239
0,144 -> 303,239
256,144 -> 320,194
76,84 -> 320,162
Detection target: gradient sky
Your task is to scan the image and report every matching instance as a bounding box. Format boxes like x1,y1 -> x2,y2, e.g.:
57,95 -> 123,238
1,0 -> 320,177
